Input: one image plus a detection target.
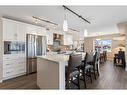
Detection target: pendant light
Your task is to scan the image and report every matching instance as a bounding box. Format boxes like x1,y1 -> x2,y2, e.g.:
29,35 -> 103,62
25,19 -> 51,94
84,29 -> 88,37
63,8 -> 68,31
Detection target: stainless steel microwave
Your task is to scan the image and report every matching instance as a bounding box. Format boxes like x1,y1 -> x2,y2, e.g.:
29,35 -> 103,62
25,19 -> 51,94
4,41 -> 25,54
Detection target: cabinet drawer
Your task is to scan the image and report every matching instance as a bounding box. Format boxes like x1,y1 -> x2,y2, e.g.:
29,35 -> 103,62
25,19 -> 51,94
16,67 -> 26,74
3,60 -> 16,69
3,68 -> 15,77
3,59 -> 26,68
3,54 -> 26,61
16,60 -> 26,67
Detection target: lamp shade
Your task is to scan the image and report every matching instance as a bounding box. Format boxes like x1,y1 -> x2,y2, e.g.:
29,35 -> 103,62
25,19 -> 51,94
84,29 -> 88,37
63,19 -> 68,31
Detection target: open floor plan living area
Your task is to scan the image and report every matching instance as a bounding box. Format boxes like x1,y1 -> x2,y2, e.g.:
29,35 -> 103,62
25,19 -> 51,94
0,6 -> 127,89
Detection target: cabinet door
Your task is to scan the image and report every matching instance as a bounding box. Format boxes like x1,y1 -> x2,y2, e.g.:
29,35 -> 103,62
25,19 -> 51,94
3,20 -> 17,41
64,33 -> 67,45
26,24 -> 36,35
17,23 -> 26,42
46,30 -> 53,45
3,68 -> 15,78
67,34 -> 73,45
36,27 -> 42,35
35,26 -> 46,36
64,33 -> 73,45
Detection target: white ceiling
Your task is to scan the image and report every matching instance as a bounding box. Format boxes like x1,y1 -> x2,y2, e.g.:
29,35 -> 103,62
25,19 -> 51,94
0,6 -> 127,36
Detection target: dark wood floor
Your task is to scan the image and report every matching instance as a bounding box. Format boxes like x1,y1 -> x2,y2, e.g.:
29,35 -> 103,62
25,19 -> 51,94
0,61 -> 127,89
86,62 -> 127,89
0,73 -> 39,89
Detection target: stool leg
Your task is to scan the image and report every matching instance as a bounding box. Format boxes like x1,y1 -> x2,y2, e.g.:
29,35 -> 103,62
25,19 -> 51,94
83,70 -> 86,88
89,69 -> 92,83
77,68 -> 80,89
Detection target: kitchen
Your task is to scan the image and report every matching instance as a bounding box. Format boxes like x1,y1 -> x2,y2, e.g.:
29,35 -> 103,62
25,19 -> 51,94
0,6 -> 127,90
0,0 -> 127,95
0,17 -> 83,84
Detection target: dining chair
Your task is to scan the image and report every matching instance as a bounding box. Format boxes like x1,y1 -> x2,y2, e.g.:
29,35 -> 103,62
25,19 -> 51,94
103,51 -> 107,63
90,51 -> 100,79
66,54 -> 82,89
84,51 -> 99,79
94,52 -> 100,76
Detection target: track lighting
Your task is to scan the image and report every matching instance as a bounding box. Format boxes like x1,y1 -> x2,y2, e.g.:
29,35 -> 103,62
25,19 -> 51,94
33,16 -> 58,26
63,5 -> 91,24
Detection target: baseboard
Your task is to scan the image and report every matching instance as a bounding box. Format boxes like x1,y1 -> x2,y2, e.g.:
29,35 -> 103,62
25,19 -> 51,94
3,72 -> 26,81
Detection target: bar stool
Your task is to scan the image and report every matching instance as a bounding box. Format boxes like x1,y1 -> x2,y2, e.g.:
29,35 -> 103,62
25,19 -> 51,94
65,54 -> 82,89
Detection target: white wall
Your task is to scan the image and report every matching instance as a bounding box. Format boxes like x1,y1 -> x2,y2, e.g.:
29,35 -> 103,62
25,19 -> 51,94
88,24 -> 120,37
117,22 -> 127,71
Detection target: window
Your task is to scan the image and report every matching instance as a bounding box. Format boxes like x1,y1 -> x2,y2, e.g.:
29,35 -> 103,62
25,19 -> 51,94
93,39 -> 112,52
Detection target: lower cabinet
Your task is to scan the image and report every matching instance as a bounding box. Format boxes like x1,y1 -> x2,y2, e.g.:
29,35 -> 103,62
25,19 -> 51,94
3,68 -> 15,78
3,55 -> 26,80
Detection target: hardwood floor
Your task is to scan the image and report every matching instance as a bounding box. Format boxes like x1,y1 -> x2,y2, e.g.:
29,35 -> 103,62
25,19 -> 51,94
0,61 -> 127,89
85,62 -> 127,89
0,73 -> 39,89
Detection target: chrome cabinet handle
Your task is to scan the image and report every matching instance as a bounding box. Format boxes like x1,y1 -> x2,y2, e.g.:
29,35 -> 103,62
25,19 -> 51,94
6,71 -> 11,74
5,58 -> 10,59
6,64 -> 10,65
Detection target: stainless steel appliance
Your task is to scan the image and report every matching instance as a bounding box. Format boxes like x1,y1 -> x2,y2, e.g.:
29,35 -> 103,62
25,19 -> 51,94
26,34 -> 47,74
4,41 -> 25,54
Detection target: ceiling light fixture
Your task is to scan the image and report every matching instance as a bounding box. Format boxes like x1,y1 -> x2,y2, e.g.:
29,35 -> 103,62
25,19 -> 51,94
96,38 -> 101,41
84,29 -> 88,37
32,16 -> 58,26
63,5 -> 91,24
69,28 -> 80,32
63,8 -> 68,31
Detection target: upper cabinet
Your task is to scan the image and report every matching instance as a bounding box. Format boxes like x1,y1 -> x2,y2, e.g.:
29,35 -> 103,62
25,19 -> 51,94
46,30 -> 53,45
17,22 -> 26,42
2,18 -> 46,41
3,19 -> 18,41
26,24 -> 46,36
64,33 -> 73,45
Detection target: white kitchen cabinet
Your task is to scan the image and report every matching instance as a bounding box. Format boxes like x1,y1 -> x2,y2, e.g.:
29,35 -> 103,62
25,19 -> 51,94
26,24 -> 46,36
3,68 -> 15,78
0,18 -> 48,81
3,54 -> 26,80
64,33 -> 73,45
3,19 -> 27,42
17,23 -> 26,42
36,27 -> 46,36
46,30 -> 53,45
64,33 -> 67,45
3,19 -> 17,41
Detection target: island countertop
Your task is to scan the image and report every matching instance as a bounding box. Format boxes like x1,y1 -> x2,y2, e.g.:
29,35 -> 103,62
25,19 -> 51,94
37,54 -> 69,89
37,53 -> 86,89
37,54 -> 69,63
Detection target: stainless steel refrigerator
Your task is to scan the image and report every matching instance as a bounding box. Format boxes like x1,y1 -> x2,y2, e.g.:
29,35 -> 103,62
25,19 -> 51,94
26,34 -> 47,74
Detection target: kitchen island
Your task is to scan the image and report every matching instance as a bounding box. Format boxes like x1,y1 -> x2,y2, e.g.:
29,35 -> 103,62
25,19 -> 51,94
37,54 -> 69,89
